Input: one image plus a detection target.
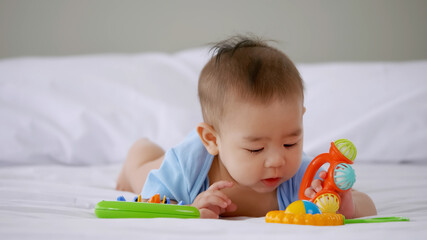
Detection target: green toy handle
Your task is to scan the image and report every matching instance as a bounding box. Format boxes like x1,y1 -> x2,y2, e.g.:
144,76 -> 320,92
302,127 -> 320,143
95,201 -> 200,219
344,216 -> 410,224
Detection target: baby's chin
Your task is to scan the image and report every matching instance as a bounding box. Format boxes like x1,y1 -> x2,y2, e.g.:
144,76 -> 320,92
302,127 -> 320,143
249,181 -> 282,193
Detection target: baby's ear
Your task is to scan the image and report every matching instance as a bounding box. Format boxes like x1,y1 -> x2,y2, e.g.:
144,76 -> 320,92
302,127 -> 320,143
197,122 -> 219,156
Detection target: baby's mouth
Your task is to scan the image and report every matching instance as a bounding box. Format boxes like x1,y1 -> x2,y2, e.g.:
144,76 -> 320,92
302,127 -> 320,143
261,177 -> 281,187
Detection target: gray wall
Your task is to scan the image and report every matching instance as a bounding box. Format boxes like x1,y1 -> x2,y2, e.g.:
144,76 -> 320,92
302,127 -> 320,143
1,0 -> 426,62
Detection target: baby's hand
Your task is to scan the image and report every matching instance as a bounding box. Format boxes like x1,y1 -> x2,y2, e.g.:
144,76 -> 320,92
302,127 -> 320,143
303,171 -> 327,199
337,189 -> 356,219
192,180 -> 237,219
303,170 -> 355,218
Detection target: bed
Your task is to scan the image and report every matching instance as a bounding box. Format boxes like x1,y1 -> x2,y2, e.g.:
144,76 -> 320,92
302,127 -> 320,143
1,48 -> 426,239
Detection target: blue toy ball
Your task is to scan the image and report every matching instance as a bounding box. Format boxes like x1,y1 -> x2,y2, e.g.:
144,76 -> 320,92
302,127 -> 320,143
117,196 -> 126,201
334,163 -> 356,190
285,200 -> 322,215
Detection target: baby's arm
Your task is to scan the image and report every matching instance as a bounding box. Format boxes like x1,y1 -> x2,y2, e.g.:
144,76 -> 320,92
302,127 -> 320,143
346,189 -> 377,218
304,171 -> 377,219
192,181 -> 237,218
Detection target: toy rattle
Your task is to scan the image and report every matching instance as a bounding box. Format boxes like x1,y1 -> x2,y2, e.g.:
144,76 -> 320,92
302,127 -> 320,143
266,141 -> 410,226
265,200 -> 409,226
299,139 -> 357,213
94,194 -> 200,219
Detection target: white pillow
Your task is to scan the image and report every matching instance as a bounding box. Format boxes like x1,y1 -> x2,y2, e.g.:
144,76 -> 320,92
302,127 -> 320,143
0,49 -> 209,165
301,61 -> 427,163
1,47 -> 426,165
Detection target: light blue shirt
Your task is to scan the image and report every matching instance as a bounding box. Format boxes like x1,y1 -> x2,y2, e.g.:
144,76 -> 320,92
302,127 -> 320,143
142,130 -> 318,210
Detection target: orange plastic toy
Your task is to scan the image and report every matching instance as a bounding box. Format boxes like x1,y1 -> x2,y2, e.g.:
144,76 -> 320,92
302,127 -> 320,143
266,211 -> 344,226
265,211 -> 409,226
148,193 -> 161,203
299,139 -> 357,213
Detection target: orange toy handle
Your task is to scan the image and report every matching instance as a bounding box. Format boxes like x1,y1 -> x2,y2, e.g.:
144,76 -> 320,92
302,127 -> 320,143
299,153 -> 329,200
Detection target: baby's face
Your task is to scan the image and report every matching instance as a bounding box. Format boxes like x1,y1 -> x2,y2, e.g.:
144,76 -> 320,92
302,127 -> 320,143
216,96 -> 305,193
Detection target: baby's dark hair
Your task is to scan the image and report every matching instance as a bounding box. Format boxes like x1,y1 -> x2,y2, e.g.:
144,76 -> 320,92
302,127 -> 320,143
198,35 -> 304,132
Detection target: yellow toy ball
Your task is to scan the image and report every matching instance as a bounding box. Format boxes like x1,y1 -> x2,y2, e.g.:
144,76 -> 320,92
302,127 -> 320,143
285,200 -> 322,215
334,139 -> 357,161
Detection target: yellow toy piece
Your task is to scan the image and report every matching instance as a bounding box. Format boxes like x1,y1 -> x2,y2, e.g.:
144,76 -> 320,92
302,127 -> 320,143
265,211 -> 409,226
285,200 -> 305,214
285,200 -> 321,215
313,193 -> 340,213
266,211 -> 344,226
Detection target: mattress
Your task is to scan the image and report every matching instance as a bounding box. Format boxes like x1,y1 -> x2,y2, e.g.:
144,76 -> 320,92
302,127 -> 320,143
0,163 -> 426,239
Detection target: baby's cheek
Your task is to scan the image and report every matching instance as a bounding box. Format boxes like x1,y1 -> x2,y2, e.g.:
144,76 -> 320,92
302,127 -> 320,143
286,154 -> 302,177
234,162 -> 262,184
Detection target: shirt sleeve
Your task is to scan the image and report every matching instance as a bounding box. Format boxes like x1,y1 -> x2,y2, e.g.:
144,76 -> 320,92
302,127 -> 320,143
140,129 -> 214,205
141,148 -> 192,204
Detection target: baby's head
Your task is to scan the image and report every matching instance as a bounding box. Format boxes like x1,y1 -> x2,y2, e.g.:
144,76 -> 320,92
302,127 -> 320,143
199,35 -> 304,134
197,35 -> 306,192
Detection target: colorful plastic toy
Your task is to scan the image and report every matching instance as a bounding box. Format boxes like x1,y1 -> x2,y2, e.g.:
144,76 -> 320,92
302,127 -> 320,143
285,200 -> 321,215
148,193 -> 161,203
265,211 -> 409,226
94,194 -> 200,219
266,140 -> 410,226
299,139 -> 357,213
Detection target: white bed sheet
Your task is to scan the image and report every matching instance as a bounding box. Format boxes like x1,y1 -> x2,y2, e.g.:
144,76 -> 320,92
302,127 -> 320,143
1,163 -> 426,239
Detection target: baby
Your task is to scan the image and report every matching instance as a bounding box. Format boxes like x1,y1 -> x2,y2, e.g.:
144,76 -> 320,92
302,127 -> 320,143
116,35 -> 377,219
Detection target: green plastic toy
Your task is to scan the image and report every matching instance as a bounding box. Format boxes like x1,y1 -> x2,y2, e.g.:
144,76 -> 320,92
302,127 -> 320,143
95,201 -> 200,219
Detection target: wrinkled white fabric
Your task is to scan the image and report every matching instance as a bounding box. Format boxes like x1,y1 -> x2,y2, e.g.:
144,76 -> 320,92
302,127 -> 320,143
0,163 -> 425,239
0,49 -> 426,165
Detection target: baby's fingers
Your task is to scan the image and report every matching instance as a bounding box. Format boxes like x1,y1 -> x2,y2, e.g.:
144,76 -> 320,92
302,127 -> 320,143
304,187 -> 316,199
198,194 -> 230,209
304,178 -> 324,199
199,208 -> 219,219
319,171 -> 327,180
209,181 -> 234,191
225,202 -> 237,213
311,179 -> 323,192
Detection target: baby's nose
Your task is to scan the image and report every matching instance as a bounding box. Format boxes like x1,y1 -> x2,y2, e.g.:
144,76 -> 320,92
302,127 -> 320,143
264,154 -> 285,168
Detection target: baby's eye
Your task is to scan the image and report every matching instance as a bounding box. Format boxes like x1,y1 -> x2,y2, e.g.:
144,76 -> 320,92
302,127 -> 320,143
247,148 -> 264,153
283,143 -> 296,148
